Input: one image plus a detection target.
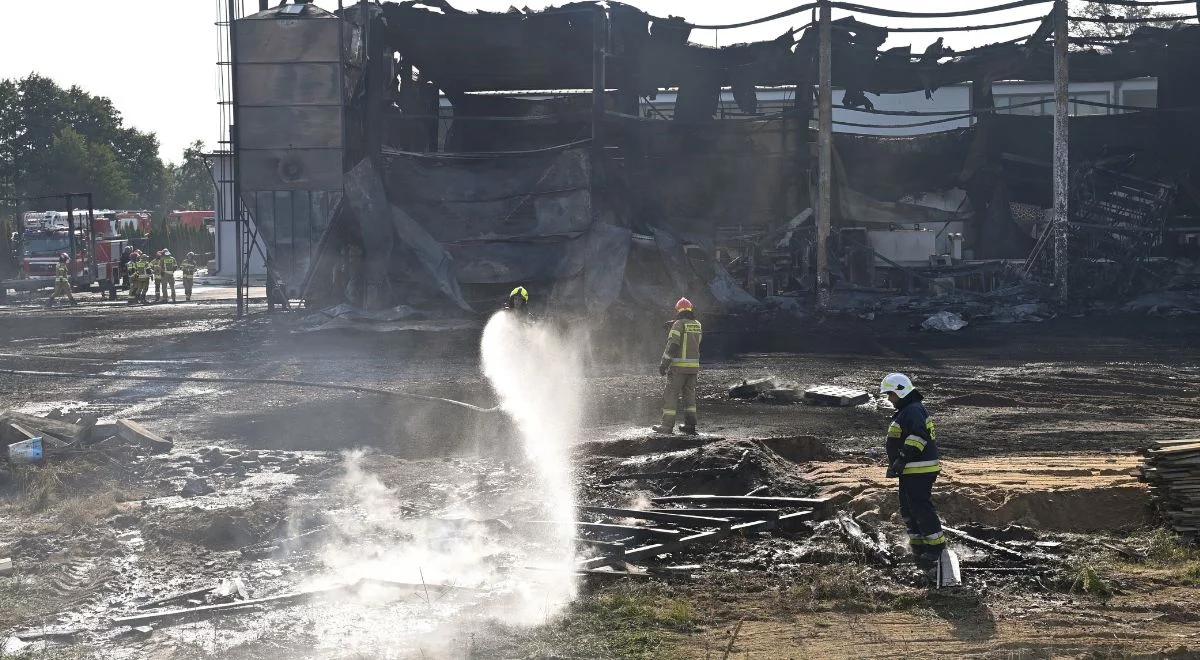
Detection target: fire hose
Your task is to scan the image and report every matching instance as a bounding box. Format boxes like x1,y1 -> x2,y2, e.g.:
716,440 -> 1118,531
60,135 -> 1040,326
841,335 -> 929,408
0,368 -> 501,414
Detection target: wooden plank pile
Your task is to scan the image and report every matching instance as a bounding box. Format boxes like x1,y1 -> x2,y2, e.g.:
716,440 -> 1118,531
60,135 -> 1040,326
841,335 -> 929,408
572,493 -> 833,572
0,408 -> 173,462
1137,439 -> 1200,538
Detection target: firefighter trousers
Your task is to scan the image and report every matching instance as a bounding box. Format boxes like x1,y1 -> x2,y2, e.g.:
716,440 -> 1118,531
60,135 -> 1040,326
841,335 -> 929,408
183,277 -> 193,299
163,275 -> 176,302
47,281 -> 75,305
660,369 -> 698,430
897,473 -> 945,558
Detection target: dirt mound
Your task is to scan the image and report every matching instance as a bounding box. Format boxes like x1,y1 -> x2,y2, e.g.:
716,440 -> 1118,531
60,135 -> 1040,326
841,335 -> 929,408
144,503 -> 287,550
576,434 -> 715,458
943,393 -> 1025,408
587,438 -> 821,496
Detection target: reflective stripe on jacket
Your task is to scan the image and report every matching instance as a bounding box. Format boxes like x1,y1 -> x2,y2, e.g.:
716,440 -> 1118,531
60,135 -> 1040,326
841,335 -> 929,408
55,263 -> 69,283
662,318 -> 702,373
181,260 -> 197,277
885,399 -> 940,476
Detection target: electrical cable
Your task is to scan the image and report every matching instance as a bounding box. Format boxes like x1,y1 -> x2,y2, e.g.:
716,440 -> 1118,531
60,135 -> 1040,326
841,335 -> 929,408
1076,0 -> 1194,6
855,15 -> 1049,32
0,368 -> 502,413
382,138 -> 592,159
1069,13 -> 1197,23
684,0 -> 1053,29
831,0 -> 1051,19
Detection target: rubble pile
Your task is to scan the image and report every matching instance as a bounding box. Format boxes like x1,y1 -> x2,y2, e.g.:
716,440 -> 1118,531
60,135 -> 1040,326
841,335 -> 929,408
1137,439 -> 1200,541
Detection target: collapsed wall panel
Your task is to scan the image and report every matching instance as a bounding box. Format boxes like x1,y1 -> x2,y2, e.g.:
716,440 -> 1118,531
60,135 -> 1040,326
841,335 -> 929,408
612,117 -> 809,239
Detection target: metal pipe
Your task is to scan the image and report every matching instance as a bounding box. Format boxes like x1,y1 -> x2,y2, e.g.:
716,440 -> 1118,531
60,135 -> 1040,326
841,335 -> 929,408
65,196 -> 76,276
85,193 -> 96,282
816,1 -> 832,310
1052,0 -> 1069,302
228,0 -> 245,318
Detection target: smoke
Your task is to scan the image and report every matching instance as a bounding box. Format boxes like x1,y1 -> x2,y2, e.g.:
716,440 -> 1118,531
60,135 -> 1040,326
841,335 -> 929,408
291,311 -> 583,654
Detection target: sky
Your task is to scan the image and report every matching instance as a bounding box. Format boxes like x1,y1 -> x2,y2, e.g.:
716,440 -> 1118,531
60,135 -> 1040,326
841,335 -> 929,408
0,0 -> 1072,164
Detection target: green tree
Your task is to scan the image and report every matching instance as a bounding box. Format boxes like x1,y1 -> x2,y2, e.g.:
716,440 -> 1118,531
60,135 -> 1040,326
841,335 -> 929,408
169,140 -> 214,210
1071,1 -> 1188,39
37,127 -> 133,207
0,73 -> 168,209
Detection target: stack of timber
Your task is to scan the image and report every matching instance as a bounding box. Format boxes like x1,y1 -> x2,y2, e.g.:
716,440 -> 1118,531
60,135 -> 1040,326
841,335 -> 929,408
572,494 -> 832,572
1138,439 -> 1200,539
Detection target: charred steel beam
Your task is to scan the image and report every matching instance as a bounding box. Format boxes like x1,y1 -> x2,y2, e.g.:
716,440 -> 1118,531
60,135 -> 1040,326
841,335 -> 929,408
1052,0 -> 1069,302
817,0 -> 832,310
591,5 -> 607,186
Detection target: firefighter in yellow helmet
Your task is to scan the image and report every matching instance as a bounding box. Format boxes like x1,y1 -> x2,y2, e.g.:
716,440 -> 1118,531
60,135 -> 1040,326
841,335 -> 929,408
45,253 -> 78,307
653,297 -> 702,435
503,285 -> 530,317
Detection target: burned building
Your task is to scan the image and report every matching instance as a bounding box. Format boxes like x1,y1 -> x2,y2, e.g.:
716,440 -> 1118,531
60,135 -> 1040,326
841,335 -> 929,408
226,0 -> 1200,320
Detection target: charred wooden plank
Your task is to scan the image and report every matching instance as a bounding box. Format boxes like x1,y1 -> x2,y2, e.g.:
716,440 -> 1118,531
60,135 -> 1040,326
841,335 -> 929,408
578,506 -> 731,529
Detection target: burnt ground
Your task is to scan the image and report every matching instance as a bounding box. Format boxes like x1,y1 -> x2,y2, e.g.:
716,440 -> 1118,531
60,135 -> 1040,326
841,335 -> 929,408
0,285 -> 1199,658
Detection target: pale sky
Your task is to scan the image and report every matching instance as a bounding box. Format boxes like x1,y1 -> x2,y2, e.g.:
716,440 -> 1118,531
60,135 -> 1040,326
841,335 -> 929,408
0,1 -> 1069,164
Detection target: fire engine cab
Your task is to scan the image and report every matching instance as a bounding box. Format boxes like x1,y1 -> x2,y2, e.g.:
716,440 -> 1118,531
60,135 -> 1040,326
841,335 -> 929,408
2,211 -> 130,300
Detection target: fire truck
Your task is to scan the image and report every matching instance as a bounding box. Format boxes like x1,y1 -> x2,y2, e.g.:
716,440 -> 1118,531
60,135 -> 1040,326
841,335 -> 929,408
1,210 -> 131,300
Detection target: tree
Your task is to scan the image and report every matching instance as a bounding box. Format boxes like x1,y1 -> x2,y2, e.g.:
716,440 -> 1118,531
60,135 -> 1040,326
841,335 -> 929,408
34,127 -> 133,207
0,73 -> 168,209
169,140 -> 214,211
1071,1 -> 1188,39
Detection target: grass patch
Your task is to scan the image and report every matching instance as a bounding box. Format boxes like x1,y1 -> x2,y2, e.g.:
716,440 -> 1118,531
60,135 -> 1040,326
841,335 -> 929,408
468,583 -> 697,659
1069,563 -> 1114,599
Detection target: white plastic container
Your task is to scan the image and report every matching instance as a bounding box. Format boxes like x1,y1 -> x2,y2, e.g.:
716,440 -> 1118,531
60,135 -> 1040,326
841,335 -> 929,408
8,437 -> 44,464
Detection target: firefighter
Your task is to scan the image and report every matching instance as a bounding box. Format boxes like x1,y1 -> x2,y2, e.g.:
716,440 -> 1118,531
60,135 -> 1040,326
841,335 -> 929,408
127,251 -> 142,304
161,249 -> 178,303
880,373 -> 945,568
119,245 -> 133,289
136,251 -> 153,304
502,286 -> 530,317
181,252 -> 197,301
653,297 -> 702,435
45,253 -> 77,307
152,250 -> 166,302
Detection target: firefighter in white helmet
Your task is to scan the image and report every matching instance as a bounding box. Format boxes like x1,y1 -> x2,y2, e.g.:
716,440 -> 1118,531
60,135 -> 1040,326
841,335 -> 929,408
880,373 -> 945,567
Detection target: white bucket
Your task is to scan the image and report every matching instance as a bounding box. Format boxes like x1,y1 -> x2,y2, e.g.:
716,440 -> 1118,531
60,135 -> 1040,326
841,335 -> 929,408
8,437 -> 44,464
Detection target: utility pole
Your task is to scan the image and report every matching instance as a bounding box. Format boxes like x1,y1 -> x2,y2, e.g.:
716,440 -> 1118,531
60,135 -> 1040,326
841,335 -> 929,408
1052,0 -> 1069,303
816,1 -> 832,310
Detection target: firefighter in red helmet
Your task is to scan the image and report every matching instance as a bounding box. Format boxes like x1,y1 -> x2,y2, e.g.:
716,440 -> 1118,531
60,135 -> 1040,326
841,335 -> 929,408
653,297 -> 702,435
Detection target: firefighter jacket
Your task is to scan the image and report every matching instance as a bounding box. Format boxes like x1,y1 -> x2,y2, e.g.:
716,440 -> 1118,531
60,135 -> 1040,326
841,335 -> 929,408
660,315 -> 702,374
163,255 -> 177,275
152,258 -> 165,277
181,259 -> 197,278
55,263 -> 69,283
886,393 -> 940,476
137,258 -> 152,279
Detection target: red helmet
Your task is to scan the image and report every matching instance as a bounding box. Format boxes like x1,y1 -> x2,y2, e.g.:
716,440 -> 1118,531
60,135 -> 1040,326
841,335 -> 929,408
675,297 -> 693,313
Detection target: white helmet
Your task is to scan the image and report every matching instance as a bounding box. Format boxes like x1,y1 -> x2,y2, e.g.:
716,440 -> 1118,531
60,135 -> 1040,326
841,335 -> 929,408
880,373 -> 915,398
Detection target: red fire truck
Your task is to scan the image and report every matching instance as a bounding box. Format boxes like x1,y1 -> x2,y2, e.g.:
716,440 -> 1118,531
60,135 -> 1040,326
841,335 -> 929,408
2,211 -> 130,299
